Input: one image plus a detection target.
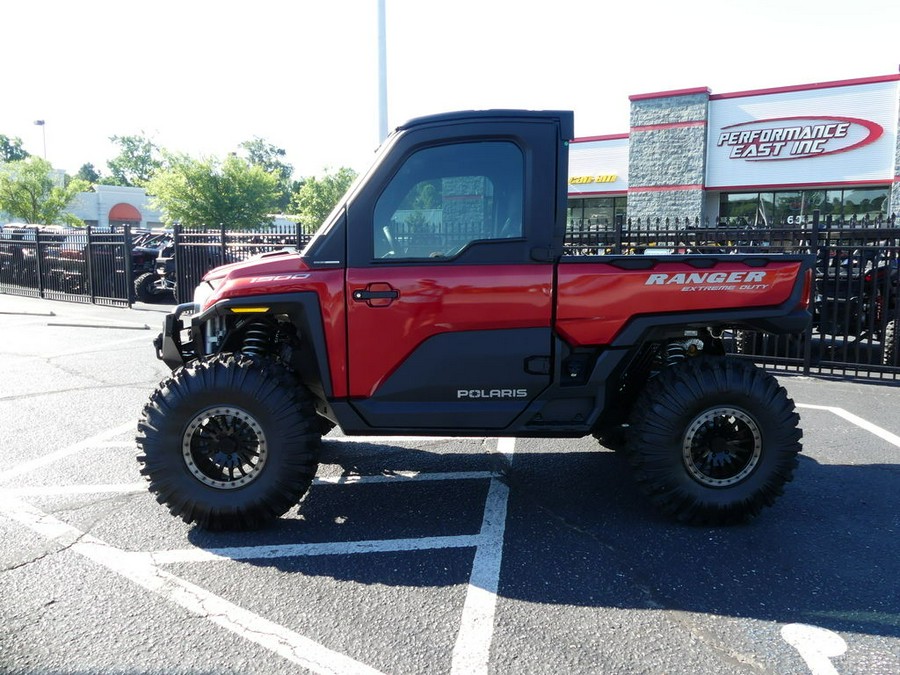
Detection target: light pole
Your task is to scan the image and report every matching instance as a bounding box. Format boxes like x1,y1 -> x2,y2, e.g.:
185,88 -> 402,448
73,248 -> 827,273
377,0 -> 388,143
33,120 -> 46,159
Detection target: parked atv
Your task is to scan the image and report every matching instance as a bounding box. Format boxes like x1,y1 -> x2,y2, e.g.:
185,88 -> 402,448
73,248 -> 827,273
815,250 -> 899,366
134,251 -> 177,303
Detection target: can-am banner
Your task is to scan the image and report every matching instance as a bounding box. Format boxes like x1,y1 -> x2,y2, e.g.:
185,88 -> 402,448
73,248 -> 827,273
706,79 -> 898,189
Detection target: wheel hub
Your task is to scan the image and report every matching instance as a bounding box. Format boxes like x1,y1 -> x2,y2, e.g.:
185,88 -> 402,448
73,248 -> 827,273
182,406 -> 268,490
683,407 -> 761,487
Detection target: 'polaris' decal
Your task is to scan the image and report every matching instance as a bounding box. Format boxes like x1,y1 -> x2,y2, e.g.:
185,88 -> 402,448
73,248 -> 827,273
457,389 -> 528,399
645,270 -> 769,292
249,273 -> 311,283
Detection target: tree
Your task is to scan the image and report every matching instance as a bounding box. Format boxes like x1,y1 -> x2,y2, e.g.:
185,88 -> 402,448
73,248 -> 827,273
238,137 -> 294,212
147,153 -> 280,229
290,167 -> 358,233
104,134 -> 162,187
0,135 -> 30,162
75,162 -> 101,183
0,157 -> 89,225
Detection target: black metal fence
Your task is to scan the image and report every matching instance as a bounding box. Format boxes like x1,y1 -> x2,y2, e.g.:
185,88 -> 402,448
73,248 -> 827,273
3,214 -> 899,382
0,226 -> 139,306
564,212 -> 900,382
171,226 -> 312,303
0,224 -> 312,307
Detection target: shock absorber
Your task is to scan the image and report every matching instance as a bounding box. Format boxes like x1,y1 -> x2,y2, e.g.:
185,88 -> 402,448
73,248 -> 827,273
664,341 -> 687,367
241,319 -> 273,357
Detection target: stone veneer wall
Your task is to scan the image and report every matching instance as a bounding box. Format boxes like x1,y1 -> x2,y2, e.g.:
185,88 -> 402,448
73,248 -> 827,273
627,89 -> 710,223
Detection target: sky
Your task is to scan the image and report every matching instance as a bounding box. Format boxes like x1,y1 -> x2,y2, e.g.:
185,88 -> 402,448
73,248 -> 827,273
2,0 -> 898,180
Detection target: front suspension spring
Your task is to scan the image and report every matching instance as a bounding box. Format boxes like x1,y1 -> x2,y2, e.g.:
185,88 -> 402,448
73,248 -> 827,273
241,319 -> 273,357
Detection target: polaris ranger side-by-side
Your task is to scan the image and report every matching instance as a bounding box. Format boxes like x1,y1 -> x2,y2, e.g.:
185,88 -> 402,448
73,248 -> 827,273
137,110 -> 814,530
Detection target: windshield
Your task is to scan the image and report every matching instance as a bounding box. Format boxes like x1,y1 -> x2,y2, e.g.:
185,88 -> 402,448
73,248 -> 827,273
301,132 -> 399,259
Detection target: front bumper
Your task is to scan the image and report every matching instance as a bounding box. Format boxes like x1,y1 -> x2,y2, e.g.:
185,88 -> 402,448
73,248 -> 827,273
154,302 -> 198,370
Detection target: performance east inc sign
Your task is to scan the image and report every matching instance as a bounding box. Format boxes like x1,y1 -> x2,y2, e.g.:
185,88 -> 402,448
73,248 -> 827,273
716,116 -> 883,161
706,77 -> 899,189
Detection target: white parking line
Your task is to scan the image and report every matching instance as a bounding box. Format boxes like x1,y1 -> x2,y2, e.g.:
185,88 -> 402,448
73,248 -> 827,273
0,472 -> 500,498
20,403 -> 891,674
0,495 -> 384,675
150,534 -> 482,565
315,470 -> 496,485
781,623 -> 847,675
0,482 -> 147,497
451,476 -> 510,675
2,422 -> 135,485
798,404 -> 900,448
1,427 -> 513,674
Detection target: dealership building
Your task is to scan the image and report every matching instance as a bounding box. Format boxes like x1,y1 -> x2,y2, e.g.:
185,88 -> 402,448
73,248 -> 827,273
567,73 -> 900,228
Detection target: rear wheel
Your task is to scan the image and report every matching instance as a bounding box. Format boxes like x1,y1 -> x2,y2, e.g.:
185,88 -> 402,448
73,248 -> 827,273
625,357 -> 801,524
137,354 -> 320,530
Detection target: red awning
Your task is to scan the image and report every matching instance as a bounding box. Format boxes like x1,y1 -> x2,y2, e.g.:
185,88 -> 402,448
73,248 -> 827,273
109,203 -> 141,221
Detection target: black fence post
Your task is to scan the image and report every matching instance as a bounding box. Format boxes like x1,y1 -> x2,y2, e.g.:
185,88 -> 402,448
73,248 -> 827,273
86,225 -> 96,304
614,214 -> 623,255
35,227 -> 46,299
173,224 -> 184,303
124,224 -> 134,306
221,223 -> 227,266
802,210 -> 821,377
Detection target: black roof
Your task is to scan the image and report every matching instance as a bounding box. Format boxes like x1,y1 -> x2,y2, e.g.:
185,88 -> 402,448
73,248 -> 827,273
395,109 -> 575,141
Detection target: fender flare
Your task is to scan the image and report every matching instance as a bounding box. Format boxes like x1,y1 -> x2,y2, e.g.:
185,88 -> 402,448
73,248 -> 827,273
191,292 -> 334,398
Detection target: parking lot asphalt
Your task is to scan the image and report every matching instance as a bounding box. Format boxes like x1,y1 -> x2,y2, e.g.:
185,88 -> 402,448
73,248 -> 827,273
1,293 -> 898,674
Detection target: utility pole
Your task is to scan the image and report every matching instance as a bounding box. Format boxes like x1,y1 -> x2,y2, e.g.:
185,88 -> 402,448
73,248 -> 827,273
377,0 -> 388,143
33,120 -> 46,159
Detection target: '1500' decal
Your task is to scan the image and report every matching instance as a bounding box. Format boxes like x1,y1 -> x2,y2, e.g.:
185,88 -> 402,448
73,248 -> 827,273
249,273 -> 311,283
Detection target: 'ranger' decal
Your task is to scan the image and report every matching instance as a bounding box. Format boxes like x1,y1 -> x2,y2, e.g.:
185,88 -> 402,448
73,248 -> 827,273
645,270 -> 769,292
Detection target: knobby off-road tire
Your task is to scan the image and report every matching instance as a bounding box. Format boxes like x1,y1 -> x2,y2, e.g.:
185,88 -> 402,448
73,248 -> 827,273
625,356 -> 802,525
134,272 -> 163,303
136,354 -> 320,530
883,320 -> 898,367
593,426 -> 628,453
732,330 -> 763,355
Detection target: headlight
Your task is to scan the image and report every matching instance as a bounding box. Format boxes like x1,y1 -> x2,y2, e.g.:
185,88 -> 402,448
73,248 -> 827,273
192,280 -> 217,311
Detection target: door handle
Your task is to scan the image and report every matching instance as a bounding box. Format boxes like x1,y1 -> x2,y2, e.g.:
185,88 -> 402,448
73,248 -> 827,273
352,289 -> 399,301
352,283 -> 399,307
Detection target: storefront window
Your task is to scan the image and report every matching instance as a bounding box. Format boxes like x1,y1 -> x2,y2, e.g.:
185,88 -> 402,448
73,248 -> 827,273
773,191 -> 803,224
719,187 -> 890,226
758,193 -> 775,227
719,193 -> 776,227
823,191 -> 843,218
567,197 -> 626,228
842,188 -> 889,220
719,194 -> 759,226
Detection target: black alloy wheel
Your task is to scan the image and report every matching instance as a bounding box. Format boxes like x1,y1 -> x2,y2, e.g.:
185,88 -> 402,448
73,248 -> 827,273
625,356 -> 802,525
137,354 -> 320,530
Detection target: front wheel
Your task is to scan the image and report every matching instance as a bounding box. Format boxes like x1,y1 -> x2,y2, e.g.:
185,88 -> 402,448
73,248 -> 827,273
625,357 -> 802,525
134,272 -> 164,303
136,354 -> 320,530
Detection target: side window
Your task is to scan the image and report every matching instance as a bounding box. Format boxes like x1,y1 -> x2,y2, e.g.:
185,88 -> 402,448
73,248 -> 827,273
373,141 -> 524,259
